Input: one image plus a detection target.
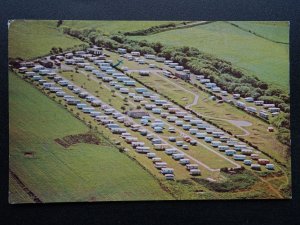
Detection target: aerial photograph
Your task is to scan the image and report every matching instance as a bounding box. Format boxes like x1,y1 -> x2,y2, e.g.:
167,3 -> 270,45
8,20 -> 291,203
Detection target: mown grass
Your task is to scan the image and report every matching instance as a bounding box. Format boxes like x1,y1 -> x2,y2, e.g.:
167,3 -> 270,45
9,20 -> 84,60
129,21 -> 289,90
9,72 -> 174,203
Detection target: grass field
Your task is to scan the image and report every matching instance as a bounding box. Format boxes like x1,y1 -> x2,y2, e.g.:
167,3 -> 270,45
9,72 -> 174,203
9,20 -> 84,60
129,21 -> 289,90
63,20 -> 183,34
229,21 -> 289,44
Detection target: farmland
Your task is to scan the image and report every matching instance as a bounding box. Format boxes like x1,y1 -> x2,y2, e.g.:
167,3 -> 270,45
8,20 -> 291,202
129,21 -> 289,90
9,20 -> 85,60
9,72 -> 173,202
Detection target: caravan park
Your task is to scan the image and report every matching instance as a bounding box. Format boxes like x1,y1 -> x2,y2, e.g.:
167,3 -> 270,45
9,20 -> 291,203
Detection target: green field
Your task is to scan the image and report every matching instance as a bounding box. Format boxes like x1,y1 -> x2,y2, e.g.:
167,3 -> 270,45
129,21 -> 289,90
63,20 -> 182,34
9,72 -> 173,203
9,20 -> 84,60
229,21 -> 289,44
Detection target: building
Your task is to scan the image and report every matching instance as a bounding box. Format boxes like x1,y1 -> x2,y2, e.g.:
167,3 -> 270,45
127,110 -> 149,119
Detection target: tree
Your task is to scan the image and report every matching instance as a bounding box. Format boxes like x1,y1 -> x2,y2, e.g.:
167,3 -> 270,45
136,105 -> 141,110
57,20 -> 63,27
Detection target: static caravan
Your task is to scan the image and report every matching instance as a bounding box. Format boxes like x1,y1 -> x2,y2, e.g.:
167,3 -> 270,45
145,104 -> 155,110
25,71 -> 36,78
120,88 -> 129,94
149,64 -> 156,68
175,120 -> 184,126
246,107 -> 257,114
218,145 -> 229,151
32,75 -> 42,81
195,75 -> 205,80
211,141 -> 221,147
151,122 -> 165,129
56,91 -> 66,97
155,99 -> 168,106
206,127 -> 215,134
18,67 -> 27,73
266,164 -> 275,170
196,132 -> 207,139
179,158 -> 190,165
104,108 -> 115,115
43,82 -> 55,89
82,107 -> 95,113
67,99 -> 80,105
151,138 -> 162,144
175,66 -> 184,71
225,149 -> 236,156
73,57 -> 84,63
143,92 -> 152,98
183,124 -> 191,130
176,141 -> 184,146
111,128 -> 127,134
168,137 -> 176,142
186,164 -> 198,170
236,101 -> 246,109
79,92 -> 88,98
84,65 -> 94,71
167,116 -> 178,122
243,160 -> 252,166
131,141 -> 145,148
154,126 -> 163,133
123,80 -> 136,86
251,164 -> 261,170
250,154 -> 259,160
221,91 -> 228,96
164,60 -> 173,65
147,152 -> 156,159
167,107 -> 179,114
189,128 -> 198,135
227,139 -> 238,146
205,82 -> 216,89
172,153 -> 185,160
152,108 -> 162,114
150,95 -> 160,102
90,111 -> 101,117
220,136 -> 230,142
32,65 -> 44,72
155,162 -> 167,169
152,157 -> 162,163
168,127 -> 176,133
233,154 -> 246,161
197,123 -> 210,130
162,103 -> 172,109
234,144 -> 247,151
258,159 -> 270,165
136,147 -> 150,153
77,103 -> 87,109
106,69 -> 116,75
86,96 -> 96,102
133,96 -> 144,102
112,112 -> 122,119
65,59 -> 75,65
268,107 -> 280,113
153,144 -> 168,151
73,88 -> 81,94
165,148 -> 178,155
190,169 -> 201,176
49,87 -> 62,93
259,110 -> 269,120
183,115 -> 193,121
204,137 -> 213,143
58,80 -> 68,86
95,115 -> 109,121
38,79 -> 47,85
91,100 -> 102,107
144,54 -> 156,59
212,131 -> 225,138
139,70 -> 150,76
263,103 -> 275,109
212,87 -> 221,92
102,77 -> 113,82
67,84 -> 74,90
54,76 -> 63,82
39,69 -> 51,75
190,119 -> 202,125
169,62 -> 179,68
161,168 -> 174,175
165,174 -> 175,180
125,137 -> 138,144
245,97 -> 254,102
131,51 -> 140,57
117,48 -> 127,54
241,149 -> 253,156
199,78 -> 210,84
233,93 -> 241,99
155,57 -> 166,62
254,100 -> 264,106
176,111 -> 187,118
161,112 -> 169,118
162,70 -> 172,77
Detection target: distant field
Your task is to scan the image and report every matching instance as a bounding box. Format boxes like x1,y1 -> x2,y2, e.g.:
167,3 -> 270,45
9,20 -> 84,60
229,21 -> 289,44
9,72 -> 173,203
129,21 -> 289,90
63,20 -> 183,34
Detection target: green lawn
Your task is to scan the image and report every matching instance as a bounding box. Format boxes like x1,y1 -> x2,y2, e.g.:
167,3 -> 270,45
9,72 -> 173,203
63,20 -> 183,34
9,20 -> 84,60
129,21 -> 289,90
